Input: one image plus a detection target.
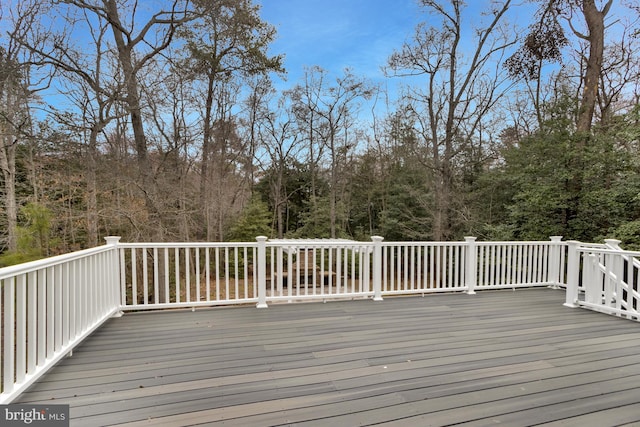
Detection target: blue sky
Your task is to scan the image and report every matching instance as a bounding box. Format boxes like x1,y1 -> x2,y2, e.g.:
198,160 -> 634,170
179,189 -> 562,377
258,0 -> 423,85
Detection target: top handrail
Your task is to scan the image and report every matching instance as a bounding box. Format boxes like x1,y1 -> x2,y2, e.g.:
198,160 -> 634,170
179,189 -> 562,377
0,243 -> 116,281
476,240 -> 566,246
575,242 -> 610,250
575,246 -> 640,257
113,239 -> 566,248
603,240 -> 640,271
118,242 -> 258,249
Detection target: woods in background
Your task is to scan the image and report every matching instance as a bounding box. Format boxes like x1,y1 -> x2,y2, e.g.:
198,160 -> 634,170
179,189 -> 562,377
0,0 -> 639,264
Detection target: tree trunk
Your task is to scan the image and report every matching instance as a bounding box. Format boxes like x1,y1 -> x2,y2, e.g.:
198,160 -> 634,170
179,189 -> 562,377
432,163 -> 454,242
0,65 -> 21,251
275,165 -> 285,238
86,127 -> 100,247
0,84 -> 20,251
0,143 -> 17,251
576,0 -> 612,133
329,131 -> 337,238
199,75 -> 215,240
104,0 -> 162,239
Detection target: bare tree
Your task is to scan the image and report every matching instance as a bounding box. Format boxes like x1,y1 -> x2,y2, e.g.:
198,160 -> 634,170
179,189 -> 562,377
576,0 -> 613,132
506,0 -> 614,133
597,22 -> 640,126
387,0 -> 516,240
288,67 -> 373,237
0,0 -> 49,251
256,88 -> 303,238
179,0 -> 282,240
206,81 -> 248,241
288,67 -> 327,222
60,0 -> 193,239
25,4 -> 123,246
143,58 -> 199,241
314,69 -> 373,238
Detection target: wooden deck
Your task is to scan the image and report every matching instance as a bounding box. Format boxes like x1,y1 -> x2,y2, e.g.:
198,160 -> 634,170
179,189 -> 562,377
15,288 -> 640,426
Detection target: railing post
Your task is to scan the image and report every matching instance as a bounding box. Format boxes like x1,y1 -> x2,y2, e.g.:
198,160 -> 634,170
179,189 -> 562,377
564,240 -> 580,308
104,236 -> 123,317
465,237 -> 477,295
604,239 -> 623,313
585,254 -> 599,305
256,236 -> 268,308
371,236 -> 384,301
548,236 -> 563,288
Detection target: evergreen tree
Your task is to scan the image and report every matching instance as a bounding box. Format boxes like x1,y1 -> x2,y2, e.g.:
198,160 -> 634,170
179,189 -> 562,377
227,196 -> 272,241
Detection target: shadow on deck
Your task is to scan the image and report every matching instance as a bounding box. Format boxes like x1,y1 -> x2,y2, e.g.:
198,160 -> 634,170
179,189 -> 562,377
16,288 -> 640,426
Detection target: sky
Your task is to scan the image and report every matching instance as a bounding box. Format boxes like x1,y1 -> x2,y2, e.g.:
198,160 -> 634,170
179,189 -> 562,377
257,1 -> 632,92
258,0 -> 424,87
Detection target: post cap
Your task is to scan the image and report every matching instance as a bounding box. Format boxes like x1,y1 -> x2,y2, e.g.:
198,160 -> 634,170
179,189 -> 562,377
104,236 -> 121,245
604,239 -> 622,248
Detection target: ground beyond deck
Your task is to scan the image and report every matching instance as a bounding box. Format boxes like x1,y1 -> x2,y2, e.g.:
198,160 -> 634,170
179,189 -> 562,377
16,288 -> 640,426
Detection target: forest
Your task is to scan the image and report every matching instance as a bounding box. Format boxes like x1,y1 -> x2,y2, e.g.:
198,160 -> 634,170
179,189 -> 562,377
0,0 -> 639,265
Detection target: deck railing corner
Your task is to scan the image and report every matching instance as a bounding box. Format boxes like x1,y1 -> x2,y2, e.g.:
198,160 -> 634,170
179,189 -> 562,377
0,237 -> 125,404
104,236 -> 123,317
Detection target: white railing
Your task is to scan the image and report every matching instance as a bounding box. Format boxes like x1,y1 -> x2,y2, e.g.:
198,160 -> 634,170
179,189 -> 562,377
381,241 -> 468,294
565,239 -> 640,320
0,237 -> 120,404
117,242 -> 259,310
0,234 -> 568,403
379,237 -> 565,295
265,239 -> 378,302
475,237 -> 565,290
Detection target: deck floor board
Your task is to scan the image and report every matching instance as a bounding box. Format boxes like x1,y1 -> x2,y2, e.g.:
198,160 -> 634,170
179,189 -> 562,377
15,288 -> 640,426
